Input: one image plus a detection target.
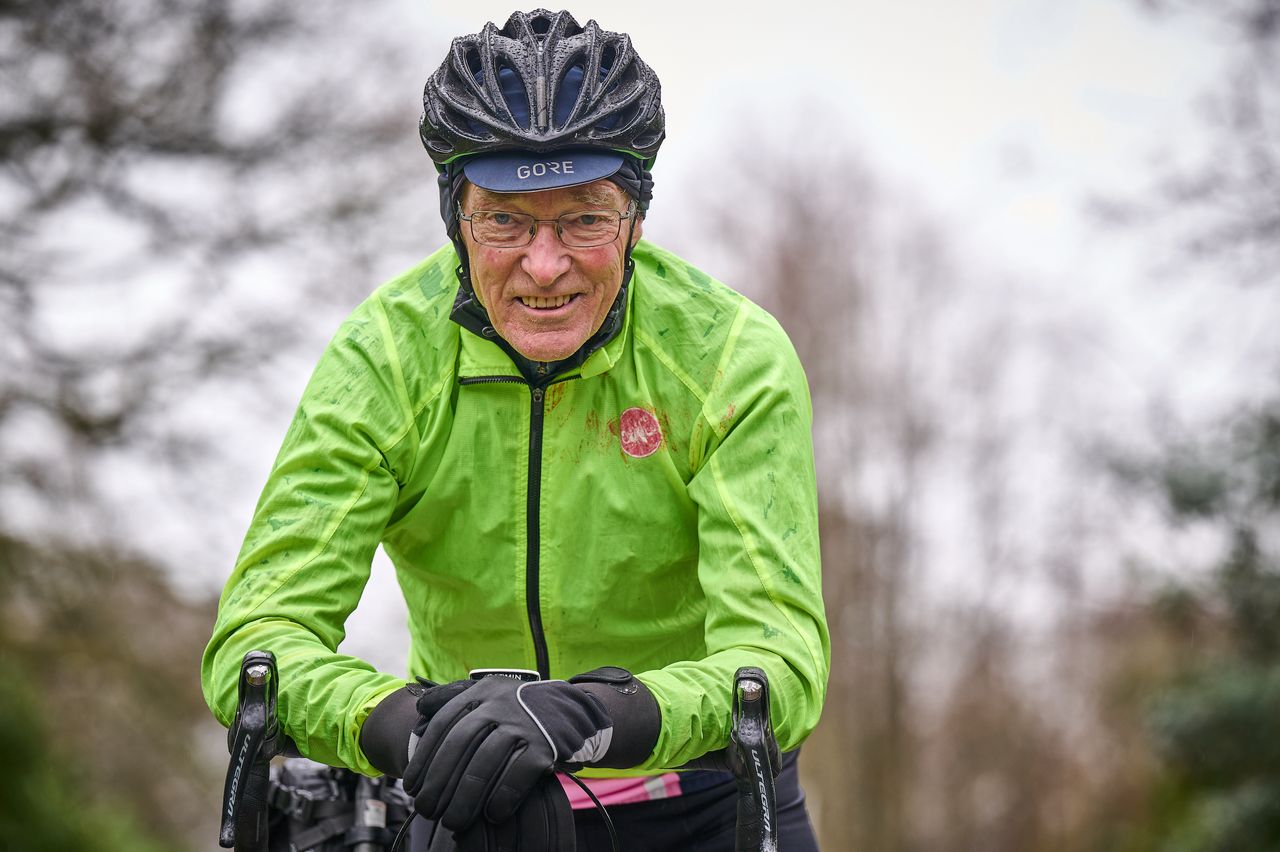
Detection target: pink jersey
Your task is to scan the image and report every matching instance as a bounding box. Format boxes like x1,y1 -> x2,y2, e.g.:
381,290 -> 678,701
557,772 -> 685,809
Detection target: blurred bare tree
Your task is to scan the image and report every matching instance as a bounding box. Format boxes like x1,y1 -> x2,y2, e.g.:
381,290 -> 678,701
0,0 -> 433,551
1,534 -> 216,849
1073,1 -> 1280,849
691,137 -> 971,850
1089,405 -> 1280,850
0,0 -> 433,846
1103,0 -> 1280,285
686,119 -> 1154,849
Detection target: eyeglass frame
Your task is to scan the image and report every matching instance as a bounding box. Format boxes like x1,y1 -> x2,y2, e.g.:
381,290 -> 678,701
456,200 -> 638,249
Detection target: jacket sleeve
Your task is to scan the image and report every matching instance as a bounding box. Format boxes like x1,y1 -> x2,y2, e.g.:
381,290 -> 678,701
635,300 -> 831,769
200,298 -> 416,776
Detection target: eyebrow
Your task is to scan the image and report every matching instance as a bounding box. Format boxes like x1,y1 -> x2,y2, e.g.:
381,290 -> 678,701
565,187 -> 622,208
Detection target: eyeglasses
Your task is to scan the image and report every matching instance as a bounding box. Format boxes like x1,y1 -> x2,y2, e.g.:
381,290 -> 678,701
458,201 -> 636,248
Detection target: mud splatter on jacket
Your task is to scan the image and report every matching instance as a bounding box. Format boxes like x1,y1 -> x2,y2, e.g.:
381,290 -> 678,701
201,240 -> 830,777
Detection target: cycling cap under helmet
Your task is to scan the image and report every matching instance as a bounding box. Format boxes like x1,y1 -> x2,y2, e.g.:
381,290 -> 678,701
422,9 -> 663,214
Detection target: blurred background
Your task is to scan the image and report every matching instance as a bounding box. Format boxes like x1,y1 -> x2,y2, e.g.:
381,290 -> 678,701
2,0 -> 1278,848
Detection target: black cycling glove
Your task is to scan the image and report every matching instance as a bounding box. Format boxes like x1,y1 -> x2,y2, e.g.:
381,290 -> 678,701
403,676 -> 608,831
360,678 -> 474,777
403,667 -> 659,833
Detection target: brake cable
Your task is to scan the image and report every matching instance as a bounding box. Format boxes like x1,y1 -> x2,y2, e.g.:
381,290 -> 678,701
565,772 -> 621,852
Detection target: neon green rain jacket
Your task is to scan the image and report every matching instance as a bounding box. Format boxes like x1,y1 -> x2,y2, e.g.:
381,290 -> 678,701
202,240 -> 830,778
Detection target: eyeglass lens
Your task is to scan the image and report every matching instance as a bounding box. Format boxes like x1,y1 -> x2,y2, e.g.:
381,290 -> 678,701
469,210 -> 622,247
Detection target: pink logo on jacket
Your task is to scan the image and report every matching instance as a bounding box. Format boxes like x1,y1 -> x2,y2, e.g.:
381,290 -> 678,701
618,407 -> 662,458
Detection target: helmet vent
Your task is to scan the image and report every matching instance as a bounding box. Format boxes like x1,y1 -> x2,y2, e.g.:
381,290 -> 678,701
632,131 -> 660,150
600,101 -> 636,133
495,62 -> 531,128
600,44 -> 616,76
464,48 -> 482,79
530,14 -> 551,35
604,61 -> 637,98
444,103 -> 489,141
555,61 -> 585,127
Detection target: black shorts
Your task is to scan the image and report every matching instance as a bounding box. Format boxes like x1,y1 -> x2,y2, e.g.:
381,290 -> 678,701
410,751 -> 819,852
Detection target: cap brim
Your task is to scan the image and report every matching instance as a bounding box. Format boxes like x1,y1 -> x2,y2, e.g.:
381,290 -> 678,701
462,150 -> 625,192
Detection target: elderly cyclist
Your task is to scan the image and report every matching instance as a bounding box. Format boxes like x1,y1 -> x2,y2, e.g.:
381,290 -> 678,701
202,9 -> 829,851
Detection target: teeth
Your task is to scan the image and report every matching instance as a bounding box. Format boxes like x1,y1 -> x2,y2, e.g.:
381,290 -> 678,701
520,294 -> 573,309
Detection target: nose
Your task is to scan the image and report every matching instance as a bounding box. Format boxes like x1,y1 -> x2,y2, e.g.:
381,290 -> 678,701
520,222 -> 571,286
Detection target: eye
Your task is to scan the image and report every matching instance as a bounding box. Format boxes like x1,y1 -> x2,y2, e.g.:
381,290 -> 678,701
490,212 -> 514,226
573,213 -> 601,226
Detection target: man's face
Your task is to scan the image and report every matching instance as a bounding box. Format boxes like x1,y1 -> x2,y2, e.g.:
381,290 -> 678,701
460,179 -> 642,363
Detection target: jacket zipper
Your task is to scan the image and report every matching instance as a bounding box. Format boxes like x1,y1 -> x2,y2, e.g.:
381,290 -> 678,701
458,373 -> 579,680
527,385 -> 549,678
457,376 -> 525,386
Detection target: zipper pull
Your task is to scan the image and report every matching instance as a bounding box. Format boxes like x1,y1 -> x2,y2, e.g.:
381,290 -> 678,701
532,387 -> 544,403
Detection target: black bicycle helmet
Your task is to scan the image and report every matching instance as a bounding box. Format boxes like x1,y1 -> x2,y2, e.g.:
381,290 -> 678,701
420,9 -> 665,166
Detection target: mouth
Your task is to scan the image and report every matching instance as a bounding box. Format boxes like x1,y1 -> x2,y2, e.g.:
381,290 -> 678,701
518,294 -> 577,310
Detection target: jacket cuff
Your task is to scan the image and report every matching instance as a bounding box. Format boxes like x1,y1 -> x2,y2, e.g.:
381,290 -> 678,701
358,685 -> 420,777
570,667 -> 661,769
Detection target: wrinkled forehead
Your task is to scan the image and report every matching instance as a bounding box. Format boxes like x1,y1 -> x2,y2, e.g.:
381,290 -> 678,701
463,179 -> 628,210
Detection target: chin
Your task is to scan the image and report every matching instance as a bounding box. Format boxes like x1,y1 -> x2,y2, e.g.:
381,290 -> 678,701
516,342 -> 581,362
502,323 -> 593,364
